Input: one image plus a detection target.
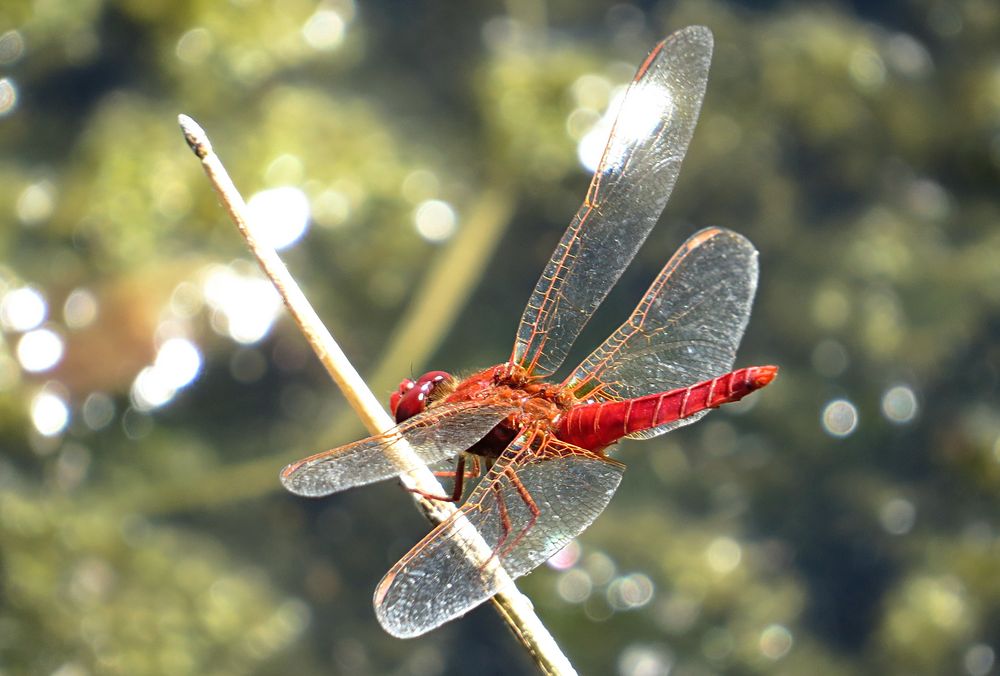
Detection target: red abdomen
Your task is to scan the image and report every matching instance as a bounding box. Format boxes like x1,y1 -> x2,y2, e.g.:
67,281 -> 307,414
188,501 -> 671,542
557,365 -> 777,452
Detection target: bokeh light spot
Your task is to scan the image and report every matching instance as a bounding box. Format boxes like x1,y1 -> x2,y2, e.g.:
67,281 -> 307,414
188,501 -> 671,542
302,9 -> 346,50
17,328 -> 64,372
812,285 -> 850,329
556,569 -> 592,604
32,389 -> 70,437
879,497 -> 916,535
0,30 -> 25,65
759,624 -> 794,660
401,169 -> 440,204
546,540 -> 581,570
618,643 -> 674,676
16,180 -> 56,225
131,366 -> 175,411
811,338 -> 848,377
964,643 -> 995,676
413,199 -> 457,242
63,288 -> 98,329
582,551 -> 616,585
1,286 -> 47,331
822,399 -> 858,437
884,33 -> 931,78
882,385 -> 918,423
82,392 -> 115,430
0,77 -> 18,116
571,73 -> 613,110
848,47 -> 887,90
176,27 -> 214,65
264,154 -> 305,185
312,189 -> 351,228
607,573 -> 654,610
155,338 -> 203,390
705,536 -> 742,574
130,339 -> 203,411
247,186 -> 311,250
655,593 -> 700,634
203,265 -> 283,344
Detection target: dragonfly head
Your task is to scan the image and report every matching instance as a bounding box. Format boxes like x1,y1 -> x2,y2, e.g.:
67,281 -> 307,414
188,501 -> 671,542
390,371 -> 455,423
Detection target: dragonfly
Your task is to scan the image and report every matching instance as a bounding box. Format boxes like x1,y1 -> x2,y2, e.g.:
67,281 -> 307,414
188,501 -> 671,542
281,25 -> 776,638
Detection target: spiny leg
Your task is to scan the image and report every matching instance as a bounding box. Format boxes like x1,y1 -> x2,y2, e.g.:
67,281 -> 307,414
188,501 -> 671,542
498,465 -> 541,560
406,454 -> 480,503
481,478 -> 512,569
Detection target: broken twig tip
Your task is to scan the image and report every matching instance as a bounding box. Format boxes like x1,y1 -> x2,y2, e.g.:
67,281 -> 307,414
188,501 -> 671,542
178,114 -> 211,159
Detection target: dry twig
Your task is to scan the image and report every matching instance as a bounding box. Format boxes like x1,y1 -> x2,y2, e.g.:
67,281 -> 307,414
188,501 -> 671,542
178,114 -> 576,676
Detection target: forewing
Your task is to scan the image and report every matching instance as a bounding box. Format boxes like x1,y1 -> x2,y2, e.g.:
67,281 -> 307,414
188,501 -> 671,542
279,401 -> 516,497
374,438 -> 624,637
565,227 -> 758,437
512,26 -> 713,377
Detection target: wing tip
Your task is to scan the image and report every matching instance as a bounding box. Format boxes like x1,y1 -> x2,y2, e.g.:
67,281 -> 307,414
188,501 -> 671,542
670,25 -> 714,51
278,463 -> 330,498
374,574 -> 447,639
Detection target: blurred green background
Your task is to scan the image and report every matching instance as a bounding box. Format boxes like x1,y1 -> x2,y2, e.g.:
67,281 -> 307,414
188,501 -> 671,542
1,0 -> 999,674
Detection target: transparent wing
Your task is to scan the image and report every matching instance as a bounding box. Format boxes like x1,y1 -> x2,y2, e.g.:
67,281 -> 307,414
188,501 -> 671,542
374,437 -> 624,637
512,26 -> 713,377
279,401 -> 516,497
565,227 -> 758,438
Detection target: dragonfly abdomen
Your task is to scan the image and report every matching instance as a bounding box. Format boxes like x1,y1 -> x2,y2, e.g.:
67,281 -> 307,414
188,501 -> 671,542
558,365 -> 777,451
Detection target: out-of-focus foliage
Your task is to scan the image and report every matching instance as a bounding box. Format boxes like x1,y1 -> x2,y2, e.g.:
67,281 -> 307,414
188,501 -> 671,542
0,0 -> 998,674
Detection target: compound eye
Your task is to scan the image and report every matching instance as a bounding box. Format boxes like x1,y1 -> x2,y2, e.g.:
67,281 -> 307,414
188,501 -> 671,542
389,379 -> 416,419
391,371 -> 453,423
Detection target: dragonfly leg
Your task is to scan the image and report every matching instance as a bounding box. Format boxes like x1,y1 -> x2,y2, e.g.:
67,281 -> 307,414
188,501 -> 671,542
498,466 -> 541,560
407,455 -> 480,503
478,478 -> 512,569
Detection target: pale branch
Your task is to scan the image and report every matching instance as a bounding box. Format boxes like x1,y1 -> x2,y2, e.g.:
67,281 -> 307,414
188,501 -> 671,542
178,114 -> 576,676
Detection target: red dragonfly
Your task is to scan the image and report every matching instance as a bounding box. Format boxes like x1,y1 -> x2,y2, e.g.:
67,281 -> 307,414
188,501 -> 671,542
281,25 -> 776,637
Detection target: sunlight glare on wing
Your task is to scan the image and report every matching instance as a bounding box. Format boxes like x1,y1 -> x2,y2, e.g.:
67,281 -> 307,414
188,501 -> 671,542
578,86 -> 626,172
578,82 -> 674,173
246,186 -> 311,250
203,264 -> 283,344
1,286 -> 47,331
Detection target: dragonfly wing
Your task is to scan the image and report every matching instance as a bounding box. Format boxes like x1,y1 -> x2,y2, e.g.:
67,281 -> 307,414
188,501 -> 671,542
512,26 -> 713,377
374,437 -> 624,637
279,401 -> 517,497
565,227 -> 759,437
